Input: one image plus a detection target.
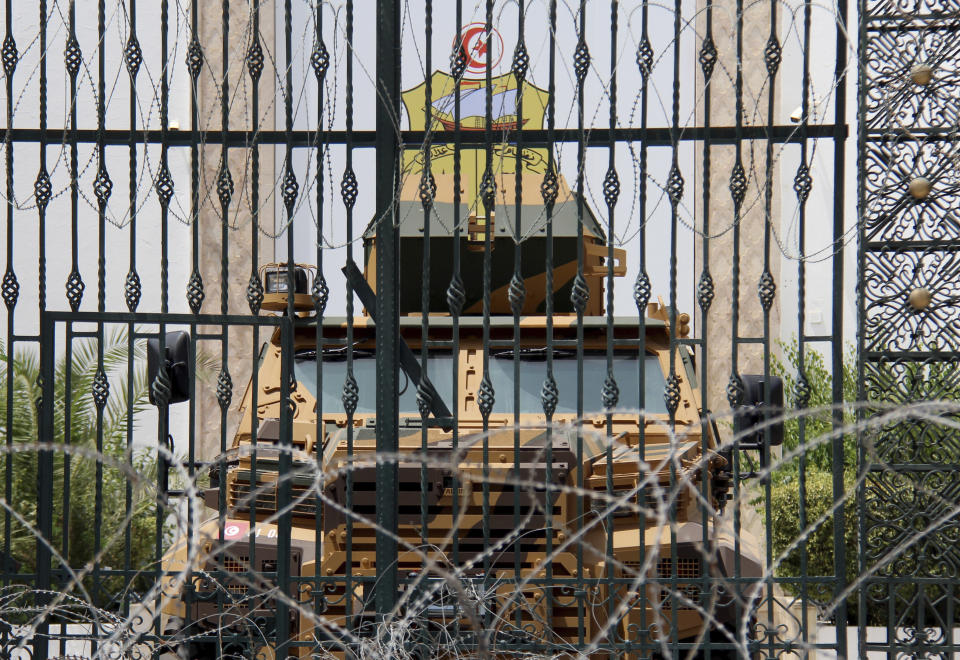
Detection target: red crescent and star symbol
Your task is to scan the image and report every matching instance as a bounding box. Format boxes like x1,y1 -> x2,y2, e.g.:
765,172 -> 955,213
456,23 -> 504,74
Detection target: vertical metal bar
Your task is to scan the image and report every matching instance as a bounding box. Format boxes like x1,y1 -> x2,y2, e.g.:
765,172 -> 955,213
123,309 -> 135,625
760,1 -> 779,654
92,0 -> 109,631
277,1 -> 297,653
159,0 -> 170,318
125,0 -> 140,317
573,2 -> 589,645
312,2 -> 328,642
542,0 -> 558,645
187,0 -> 203,316
216,0 -> 232,649
635,2 -> 652,651
220,0 -> 230,320
729,0 -> 746,648
343,0 -> 357,636
66,0 -> 83,315
667,0 -> 683,649
510,0 -> 526,634
448,0 -> 463,584
247,0 -> 263,620
60,0 -> 82,642
479,0 -> 494,599
123,0 -> 140,624
604,2 -> 619,649
374,0 -> 401,620
697,0 -> 716,654
795,0 -> 813,651
276,312 -> 294,655
35,314 -> 55,660
87,0 -> 113,640
1,0 -> 17,598
96,0 -> 107,316
420,0 -> 433,561
855,0 -> 868,650
184,0 -> 202,645
63,329 -> 73,563
948,583 -> 957,658
246,2 -> 260,624
37,0 -> 48,315
155,0 -> 173,645
831,0 -> 849,653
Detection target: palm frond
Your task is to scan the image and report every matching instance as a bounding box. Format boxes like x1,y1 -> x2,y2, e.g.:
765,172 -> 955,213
0,330 -> 169,591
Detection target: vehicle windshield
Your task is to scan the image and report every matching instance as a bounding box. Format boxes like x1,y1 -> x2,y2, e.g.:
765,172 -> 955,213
294,350 -> 455,415
295,349 -> 668,416
489,351 -> 668,415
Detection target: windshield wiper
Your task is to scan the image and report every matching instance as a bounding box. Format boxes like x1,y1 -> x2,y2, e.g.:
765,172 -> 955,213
296,347 -> 375,362
492,347 -> 577,361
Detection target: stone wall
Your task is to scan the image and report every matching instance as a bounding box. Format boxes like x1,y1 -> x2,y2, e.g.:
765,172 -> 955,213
195,4 -> 276,460
694,0 -> 782,417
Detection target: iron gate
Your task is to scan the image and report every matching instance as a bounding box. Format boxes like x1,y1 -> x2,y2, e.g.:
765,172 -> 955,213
0,0 -> 956,657
858,0 -> 960,657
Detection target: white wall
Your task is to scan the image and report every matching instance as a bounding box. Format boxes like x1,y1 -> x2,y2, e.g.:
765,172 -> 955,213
777,0 -> 858,351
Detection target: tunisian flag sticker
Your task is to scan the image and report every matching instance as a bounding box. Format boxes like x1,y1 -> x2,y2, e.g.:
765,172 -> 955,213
223,522 -> 250,539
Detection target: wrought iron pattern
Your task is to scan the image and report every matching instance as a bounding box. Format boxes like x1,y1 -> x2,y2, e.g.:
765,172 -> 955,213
8,0 -> 953,657
859,0 -> 960,655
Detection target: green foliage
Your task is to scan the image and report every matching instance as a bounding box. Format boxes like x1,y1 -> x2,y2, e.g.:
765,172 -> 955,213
0,330 -> 163,604
769,340 -> 857,480
765,339 -> 960,625
769,471 -> 859,619
766,340 -> 859,621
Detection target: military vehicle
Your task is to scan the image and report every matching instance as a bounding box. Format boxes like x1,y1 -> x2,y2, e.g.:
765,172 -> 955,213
157,170 -> 775,658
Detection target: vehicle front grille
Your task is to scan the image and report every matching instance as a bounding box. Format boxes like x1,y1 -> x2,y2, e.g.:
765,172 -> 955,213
227,470 -> 324,519
191,544 -> 303,628
656,557 -> 701,610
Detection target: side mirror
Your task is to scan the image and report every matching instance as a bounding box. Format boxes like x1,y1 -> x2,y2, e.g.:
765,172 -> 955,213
734,375 -> 784,447
147,331 -> 192,406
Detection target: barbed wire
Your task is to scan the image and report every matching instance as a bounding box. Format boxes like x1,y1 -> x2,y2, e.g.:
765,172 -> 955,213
0,399 -> 958,658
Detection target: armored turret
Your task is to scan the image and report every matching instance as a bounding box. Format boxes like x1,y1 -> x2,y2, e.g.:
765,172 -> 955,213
362,170 -> 624,316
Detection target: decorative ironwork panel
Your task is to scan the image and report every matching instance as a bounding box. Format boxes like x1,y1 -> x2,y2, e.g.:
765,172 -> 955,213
859,3 -> 960,657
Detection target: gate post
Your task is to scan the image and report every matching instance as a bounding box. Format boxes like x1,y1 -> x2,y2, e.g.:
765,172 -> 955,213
374,0 -> 402,621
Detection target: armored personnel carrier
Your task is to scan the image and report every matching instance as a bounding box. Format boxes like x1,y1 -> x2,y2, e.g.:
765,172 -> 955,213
158,172 -> 770,659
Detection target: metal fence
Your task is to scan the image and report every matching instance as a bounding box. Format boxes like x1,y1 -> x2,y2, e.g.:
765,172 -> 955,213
858,0 -> 960,657
0,0 -> 957,658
